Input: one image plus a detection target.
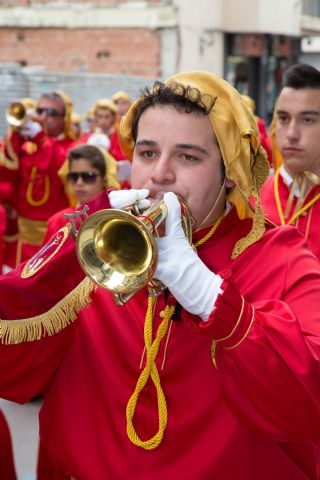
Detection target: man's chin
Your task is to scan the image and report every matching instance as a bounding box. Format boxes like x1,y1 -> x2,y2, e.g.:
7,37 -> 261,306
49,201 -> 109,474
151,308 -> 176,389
283,159 -> 307,175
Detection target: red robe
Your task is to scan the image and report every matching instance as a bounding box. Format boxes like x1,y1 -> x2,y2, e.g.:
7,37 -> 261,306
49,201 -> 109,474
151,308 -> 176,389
0,185 -> 16,478
1,131 -> 71,265
0,192 -> 320,479
0,410 -> 17,480
109,129 -> 127,161
0,203 -> 6,273
43,207 -> 74,245
257,117 -> 272,166
0,140 -> 19,269
54,136 -> 75,158
260,169 -> 320,260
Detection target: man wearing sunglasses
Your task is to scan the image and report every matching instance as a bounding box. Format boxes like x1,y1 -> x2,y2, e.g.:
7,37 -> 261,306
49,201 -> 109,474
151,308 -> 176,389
0,90 -> 76,266
36,100 -> 65,137
36,91 -> 76,152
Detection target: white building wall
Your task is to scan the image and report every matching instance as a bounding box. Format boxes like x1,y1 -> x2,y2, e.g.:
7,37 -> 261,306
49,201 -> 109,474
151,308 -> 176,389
173,0 -> 225,76
258,0 -> 301,35
159,28 -> 180,79
222,0 -> 301,35
172,0 -> 305,77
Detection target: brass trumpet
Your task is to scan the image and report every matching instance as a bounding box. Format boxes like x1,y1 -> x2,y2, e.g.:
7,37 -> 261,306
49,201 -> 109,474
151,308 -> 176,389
76,196 -> 193,305
5,102 -> 27,127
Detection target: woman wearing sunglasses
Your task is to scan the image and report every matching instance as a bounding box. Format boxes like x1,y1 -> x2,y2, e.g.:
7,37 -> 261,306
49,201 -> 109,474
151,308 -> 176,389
43,144 -> 118,244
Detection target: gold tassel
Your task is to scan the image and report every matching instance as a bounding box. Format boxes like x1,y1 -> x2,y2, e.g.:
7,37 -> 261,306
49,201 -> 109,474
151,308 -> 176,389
232,146 -> 267,259
0,277 -> 96,345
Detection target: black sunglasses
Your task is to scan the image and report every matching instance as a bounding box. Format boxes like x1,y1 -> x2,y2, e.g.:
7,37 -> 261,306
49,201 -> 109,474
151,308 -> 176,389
67,171 -> 101,184
36,107 -> 64,117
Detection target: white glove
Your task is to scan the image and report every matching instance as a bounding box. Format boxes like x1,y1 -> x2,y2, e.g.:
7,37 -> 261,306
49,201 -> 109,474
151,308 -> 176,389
20,119 -> 42,139
26,108 -> 35,116
154,192 -> 223,321
109,188 -> 150,211
87,132 -> 111,150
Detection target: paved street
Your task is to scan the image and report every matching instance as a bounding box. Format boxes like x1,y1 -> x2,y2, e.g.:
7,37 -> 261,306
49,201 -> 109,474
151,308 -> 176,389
0,398 -> 41,480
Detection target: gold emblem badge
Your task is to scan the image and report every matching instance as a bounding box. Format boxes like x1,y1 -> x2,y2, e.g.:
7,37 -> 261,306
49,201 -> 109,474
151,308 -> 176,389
21,224 -> 71,278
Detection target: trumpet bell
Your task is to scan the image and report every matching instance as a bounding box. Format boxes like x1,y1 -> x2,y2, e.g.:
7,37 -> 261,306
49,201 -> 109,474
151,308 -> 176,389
76,209 -> 158,296
6,102 -> 27,127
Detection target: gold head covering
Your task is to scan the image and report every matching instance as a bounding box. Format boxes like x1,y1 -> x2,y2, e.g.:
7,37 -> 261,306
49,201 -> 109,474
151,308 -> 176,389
269,98 -> 284,171
58,148 -> 120,207
102,150 -> 120,190
120,71 -> 270,258
54,90 -> 75,140
85,108 -> 95,121
112,90 -> 132,103
241,94 -> 256,114
20,97 -> 37,110
71,112 -> 81,124
93,99 -> 118,115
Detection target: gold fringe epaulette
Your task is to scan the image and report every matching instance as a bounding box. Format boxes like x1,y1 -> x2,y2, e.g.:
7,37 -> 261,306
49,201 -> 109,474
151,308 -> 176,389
0,277 -> 96,345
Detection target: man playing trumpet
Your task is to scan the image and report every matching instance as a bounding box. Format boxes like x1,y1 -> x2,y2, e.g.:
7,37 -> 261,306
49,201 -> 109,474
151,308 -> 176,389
0,92 -> 73,266
0,72 -> 320,479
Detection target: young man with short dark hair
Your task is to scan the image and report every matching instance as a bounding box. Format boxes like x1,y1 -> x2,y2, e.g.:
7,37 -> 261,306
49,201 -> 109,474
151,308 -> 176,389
261,63 -> 320,260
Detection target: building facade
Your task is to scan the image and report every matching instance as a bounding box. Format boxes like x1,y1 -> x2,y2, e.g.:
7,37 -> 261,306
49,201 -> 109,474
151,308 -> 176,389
0,0 -> 320,122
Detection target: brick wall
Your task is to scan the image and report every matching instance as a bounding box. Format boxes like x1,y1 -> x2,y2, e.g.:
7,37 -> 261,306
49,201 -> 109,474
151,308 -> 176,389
0,27 -> 160,76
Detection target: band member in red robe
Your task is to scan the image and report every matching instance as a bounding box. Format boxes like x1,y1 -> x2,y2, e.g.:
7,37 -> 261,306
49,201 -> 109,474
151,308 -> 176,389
36,90 -> 76,156
0,72 -> 320,480
261,63 -> 320,260
79,98 -> 131,187
1,91 -> 75,266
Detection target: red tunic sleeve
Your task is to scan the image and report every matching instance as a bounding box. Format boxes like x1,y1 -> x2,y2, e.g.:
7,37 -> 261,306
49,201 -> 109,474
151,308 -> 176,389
183,226 -> 320,441
43,207 -> 73,245
109,129 -> 127,161
0,190 -> 111,402
257,117 -> 272,165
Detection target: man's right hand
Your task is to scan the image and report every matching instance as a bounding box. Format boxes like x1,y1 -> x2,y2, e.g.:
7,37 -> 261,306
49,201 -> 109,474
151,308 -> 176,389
109,189 -> 150,210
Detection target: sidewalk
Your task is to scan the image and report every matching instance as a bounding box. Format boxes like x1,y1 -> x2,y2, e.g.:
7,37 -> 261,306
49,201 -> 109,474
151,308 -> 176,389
0,398 -> 42,480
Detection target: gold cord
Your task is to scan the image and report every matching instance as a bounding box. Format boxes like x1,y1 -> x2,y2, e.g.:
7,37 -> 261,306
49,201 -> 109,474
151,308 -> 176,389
304,204 -> 314,240
126,210 -> 225,449
194,209 -> 225,248
274,168 -> 286,225
126,296 -> 175,450
274,168 -> 320,226
26,166 -> 50,207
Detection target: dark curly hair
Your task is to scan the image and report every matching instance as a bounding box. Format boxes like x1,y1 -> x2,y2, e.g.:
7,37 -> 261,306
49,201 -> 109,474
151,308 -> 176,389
131,80 -> 217,142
